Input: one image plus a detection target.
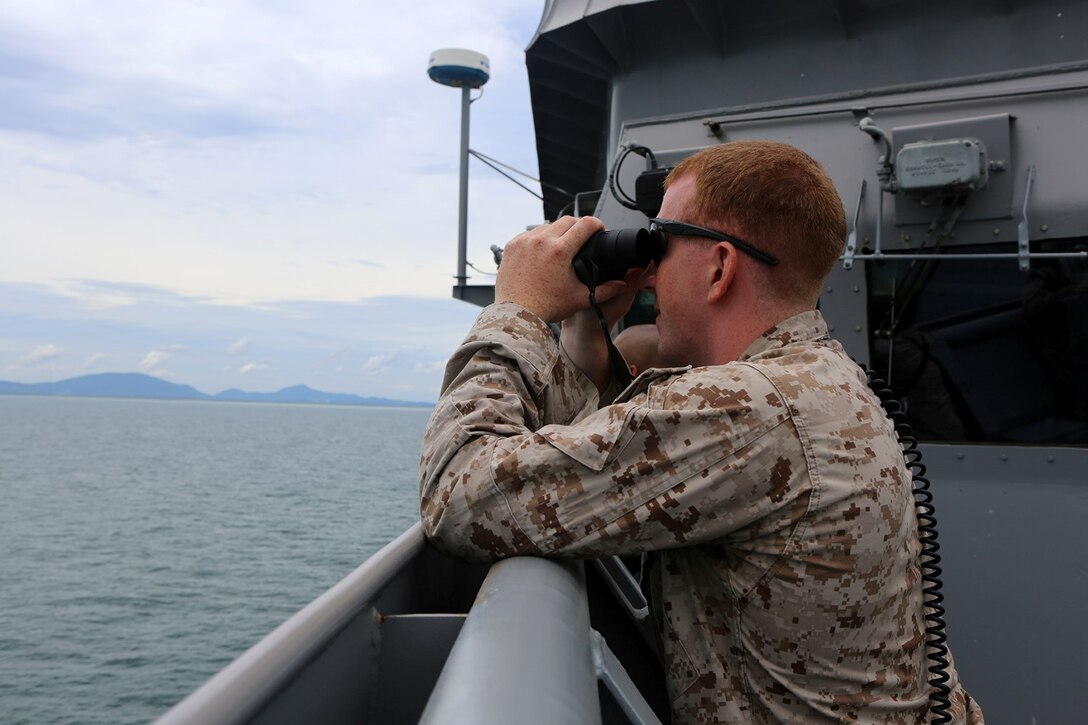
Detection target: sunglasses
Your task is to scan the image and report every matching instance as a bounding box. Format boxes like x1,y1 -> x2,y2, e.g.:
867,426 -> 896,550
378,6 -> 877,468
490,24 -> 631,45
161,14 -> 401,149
648,218 -> 780,266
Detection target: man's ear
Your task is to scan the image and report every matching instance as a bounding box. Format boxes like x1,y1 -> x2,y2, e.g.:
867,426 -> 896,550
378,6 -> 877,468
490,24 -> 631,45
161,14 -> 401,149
707,242 -> 737,304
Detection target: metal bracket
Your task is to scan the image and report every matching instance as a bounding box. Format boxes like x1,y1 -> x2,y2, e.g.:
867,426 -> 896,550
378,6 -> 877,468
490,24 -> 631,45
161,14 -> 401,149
590,557 -> 661,660
1017,165 -> 1036,272
591,630 -> 663,725
844,180 -> 866,270
838,162 -> 1085,267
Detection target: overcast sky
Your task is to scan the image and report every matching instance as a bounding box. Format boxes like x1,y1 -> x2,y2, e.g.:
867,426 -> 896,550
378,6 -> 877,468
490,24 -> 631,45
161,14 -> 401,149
1,0 -> 548,402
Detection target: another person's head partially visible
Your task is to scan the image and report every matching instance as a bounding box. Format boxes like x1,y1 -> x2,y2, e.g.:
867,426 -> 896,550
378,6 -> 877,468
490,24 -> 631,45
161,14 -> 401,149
613,324 -> 660,376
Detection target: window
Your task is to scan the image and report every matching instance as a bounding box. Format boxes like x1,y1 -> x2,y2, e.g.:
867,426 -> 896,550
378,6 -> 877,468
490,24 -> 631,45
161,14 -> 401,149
867,240 -> 1088,445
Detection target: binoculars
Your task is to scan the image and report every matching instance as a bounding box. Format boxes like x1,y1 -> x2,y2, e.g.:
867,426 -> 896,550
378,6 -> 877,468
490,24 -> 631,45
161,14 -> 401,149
571,227 -> 663,287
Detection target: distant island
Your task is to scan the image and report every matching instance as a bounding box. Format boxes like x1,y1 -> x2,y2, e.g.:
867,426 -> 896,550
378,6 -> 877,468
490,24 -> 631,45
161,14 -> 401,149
0,373 -> 433,408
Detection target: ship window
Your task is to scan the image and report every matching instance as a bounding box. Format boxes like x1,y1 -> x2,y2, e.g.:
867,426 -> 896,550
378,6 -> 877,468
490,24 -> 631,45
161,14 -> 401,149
867,239 -> 1088,446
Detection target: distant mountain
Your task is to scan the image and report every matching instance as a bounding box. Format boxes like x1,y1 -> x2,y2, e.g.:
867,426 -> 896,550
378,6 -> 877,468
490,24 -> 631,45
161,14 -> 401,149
0,372 -> 210,400
213,384 -> 429,408
0,373 -> 431,408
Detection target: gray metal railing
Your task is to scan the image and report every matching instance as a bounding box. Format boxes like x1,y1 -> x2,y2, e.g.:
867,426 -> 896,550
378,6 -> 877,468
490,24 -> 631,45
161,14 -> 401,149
420,556 -> 661,725
155,527 -> 661,724
155,524 -> 426,725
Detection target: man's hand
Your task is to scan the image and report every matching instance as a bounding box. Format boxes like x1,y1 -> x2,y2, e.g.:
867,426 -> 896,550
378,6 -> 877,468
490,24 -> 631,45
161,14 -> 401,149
495,216 -> 612,323
495,216 -> 646,390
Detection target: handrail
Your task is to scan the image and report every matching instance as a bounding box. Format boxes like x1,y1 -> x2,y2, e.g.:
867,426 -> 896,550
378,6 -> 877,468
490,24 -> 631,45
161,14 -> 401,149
420,556 -> 661,725
155,524 -> 425,725
420,557 -> 602,724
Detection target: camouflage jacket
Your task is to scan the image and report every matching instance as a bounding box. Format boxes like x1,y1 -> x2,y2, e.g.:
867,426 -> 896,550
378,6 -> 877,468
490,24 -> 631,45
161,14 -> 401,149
420,303 -> 983,724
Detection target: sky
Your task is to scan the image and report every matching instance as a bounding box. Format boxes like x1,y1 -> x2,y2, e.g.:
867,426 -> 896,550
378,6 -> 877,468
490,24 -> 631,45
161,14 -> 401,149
0,0 -> 549,402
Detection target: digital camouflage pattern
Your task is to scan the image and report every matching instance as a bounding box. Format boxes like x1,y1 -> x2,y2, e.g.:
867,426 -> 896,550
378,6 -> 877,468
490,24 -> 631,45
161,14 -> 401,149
420,302 -> 983,724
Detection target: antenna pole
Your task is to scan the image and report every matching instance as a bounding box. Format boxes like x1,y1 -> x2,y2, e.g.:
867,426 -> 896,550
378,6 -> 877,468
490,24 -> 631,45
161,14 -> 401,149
457,86 -> 470,288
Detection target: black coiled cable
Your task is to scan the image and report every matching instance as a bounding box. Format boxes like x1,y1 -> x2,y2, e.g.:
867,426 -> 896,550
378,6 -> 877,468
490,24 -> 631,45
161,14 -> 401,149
607,144 -> 658,211
865,369 -> 953,723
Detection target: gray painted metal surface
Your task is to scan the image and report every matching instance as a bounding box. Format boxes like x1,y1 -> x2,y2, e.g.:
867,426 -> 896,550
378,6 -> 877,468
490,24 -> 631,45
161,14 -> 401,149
155,524 -> 426,725
373,614 -> 466,723
456,86 -> 471,288
589,556 -> 660,660
527,0 -> 1088,218
420,557 -> 605,725
917,445 -> 1088,724
590,630 -> 662,725
419,555 -> 662,725
155,527 -> 493,725
595,68 -> 1088,257
155,532 -> 663,724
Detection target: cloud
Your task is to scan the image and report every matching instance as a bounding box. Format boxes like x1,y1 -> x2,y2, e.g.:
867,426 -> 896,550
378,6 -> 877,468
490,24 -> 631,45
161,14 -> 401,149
414,360 -> 446,375
56,284 -> 137,310
139,350 -> 171,372
362,351 -> 397,375
1,1 -> 539,146
83,352 -> 107,369
227,336 -> 252,355
51,279 -> 210,310
17,343 -> 61,366
0,279 -> 480,401
239,361 -> 268,375
138,345 -> 186,373
0,1 -> 546,306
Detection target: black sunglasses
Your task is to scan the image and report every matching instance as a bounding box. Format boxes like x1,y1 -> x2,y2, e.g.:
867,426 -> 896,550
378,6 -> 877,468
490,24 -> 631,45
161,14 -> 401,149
648,218 -> 780,266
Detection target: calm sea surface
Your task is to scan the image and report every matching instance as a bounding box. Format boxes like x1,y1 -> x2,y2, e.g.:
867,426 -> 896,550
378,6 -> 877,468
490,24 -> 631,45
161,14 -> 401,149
0,395 -> 430,724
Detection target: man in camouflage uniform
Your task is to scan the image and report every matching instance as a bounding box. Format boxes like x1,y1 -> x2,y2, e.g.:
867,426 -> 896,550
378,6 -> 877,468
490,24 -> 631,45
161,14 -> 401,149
420,141 -> 983,723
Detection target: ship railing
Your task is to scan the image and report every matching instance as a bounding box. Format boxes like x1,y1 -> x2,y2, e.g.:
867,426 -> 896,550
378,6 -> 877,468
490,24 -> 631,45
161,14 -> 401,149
156,525 -> 427,725
155,523 -> 662,724
420,555 -> 661,725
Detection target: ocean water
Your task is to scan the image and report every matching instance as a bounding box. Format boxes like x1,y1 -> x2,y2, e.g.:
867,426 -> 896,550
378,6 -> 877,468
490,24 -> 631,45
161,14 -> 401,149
0,395 -> 430,724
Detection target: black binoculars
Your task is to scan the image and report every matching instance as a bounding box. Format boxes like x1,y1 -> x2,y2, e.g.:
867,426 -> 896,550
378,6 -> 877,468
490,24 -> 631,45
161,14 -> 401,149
572,227 -> 664,288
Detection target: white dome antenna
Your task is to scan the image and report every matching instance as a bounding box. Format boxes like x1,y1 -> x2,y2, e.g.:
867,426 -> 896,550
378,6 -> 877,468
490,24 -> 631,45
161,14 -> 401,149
428,49 -> 490,89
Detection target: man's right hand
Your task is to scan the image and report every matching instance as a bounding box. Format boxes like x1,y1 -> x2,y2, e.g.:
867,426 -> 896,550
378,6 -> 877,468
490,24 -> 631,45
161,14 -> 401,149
495,216 -> 645,389
495,216 -> 619,323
